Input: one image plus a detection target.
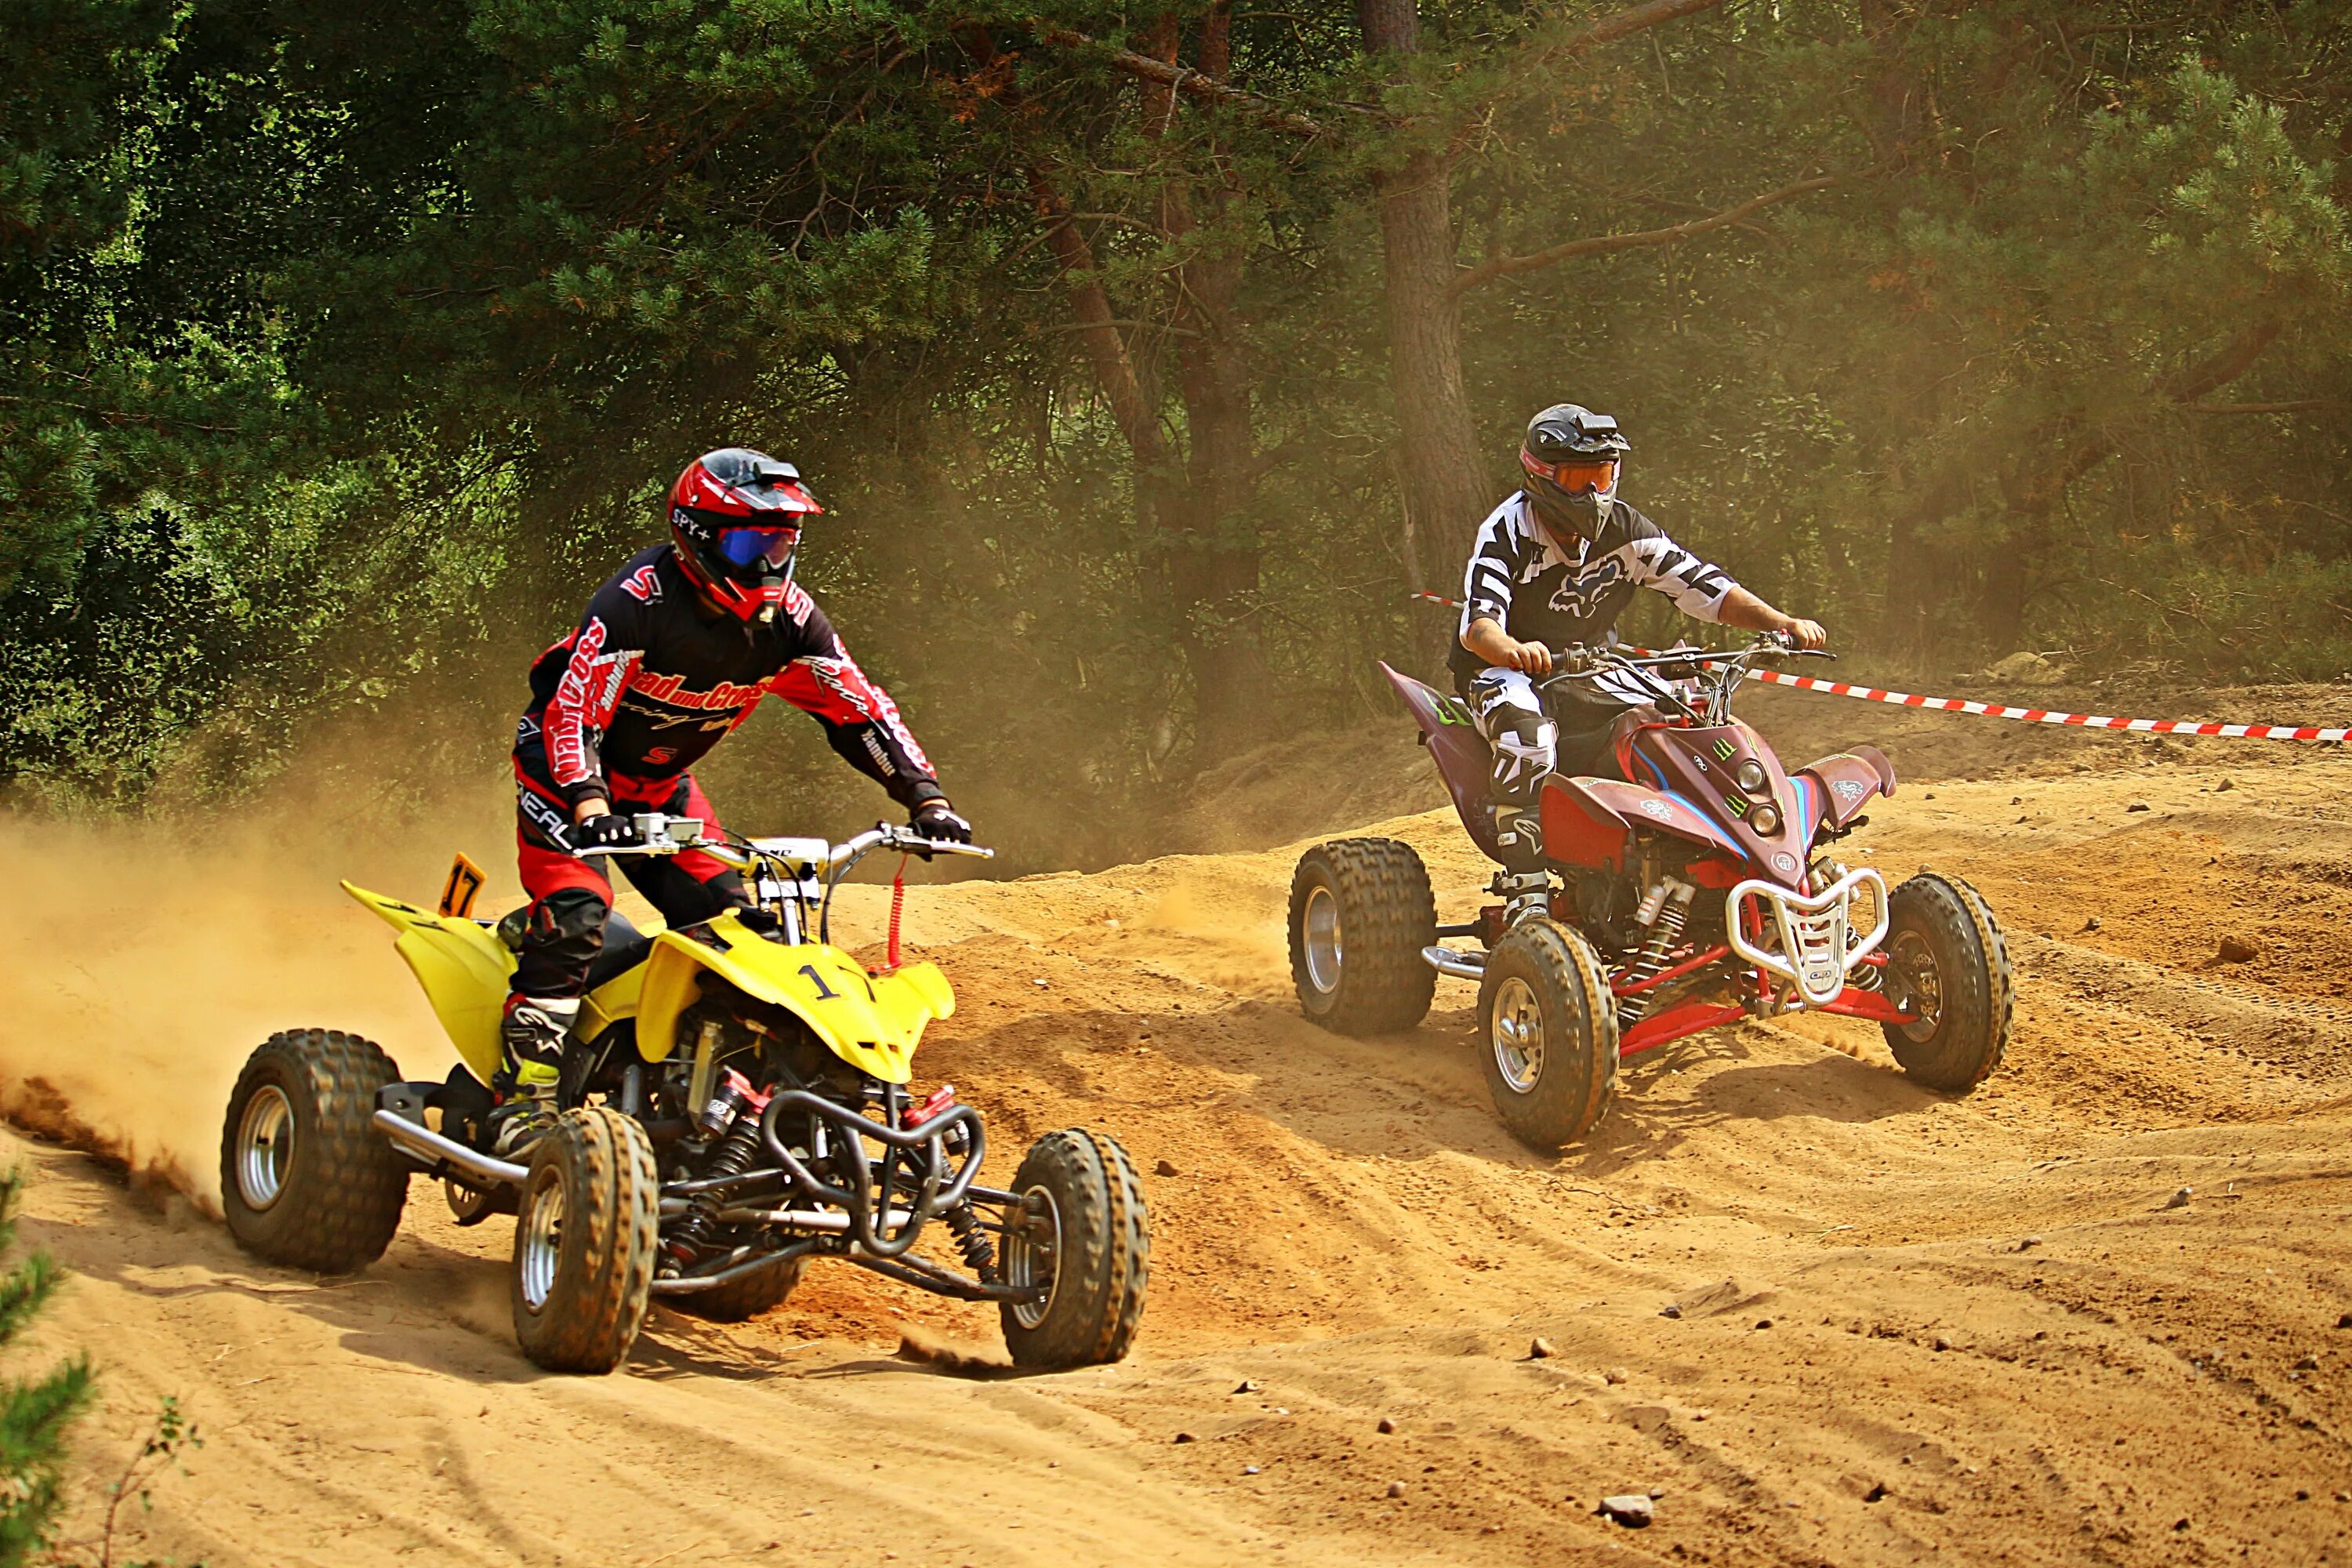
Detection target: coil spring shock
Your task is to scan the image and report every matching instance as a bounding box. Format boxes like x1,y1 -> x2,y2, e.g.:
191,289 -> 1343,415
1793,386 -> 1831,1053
945,1200 -> 1000,1284
1614,879 -> 1696,1027
668,1118 -> 764,1261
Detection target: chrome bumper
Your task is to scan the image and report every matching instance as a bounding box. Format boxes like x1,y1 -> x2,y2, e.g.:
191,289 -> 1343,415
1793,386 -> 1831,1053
1725,866 -> 1889,1008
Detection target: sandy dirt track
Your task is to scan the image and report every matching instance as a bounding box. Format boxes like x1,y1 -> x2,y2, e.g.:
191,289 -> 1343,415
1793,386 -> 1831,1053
10,706 -> 2352,1567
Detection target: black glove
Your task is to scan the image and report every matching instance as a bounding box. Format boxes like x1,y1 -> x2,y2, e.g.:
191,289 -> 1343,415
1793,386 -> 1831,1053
911,800 -> 972,845
571,811 -> 640,855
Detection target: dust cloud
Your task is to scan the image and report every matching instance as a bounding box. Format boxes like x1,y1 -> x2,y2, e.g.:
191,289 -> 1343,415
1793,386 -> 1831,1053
0,800 -> 511,1210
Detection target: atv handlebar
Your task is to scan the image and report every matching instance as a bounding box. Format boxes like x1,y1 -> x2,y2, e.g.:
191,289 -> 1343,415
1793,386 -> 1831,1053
834,823 -> 996,865
1536,633 -> 1837,724
577,814 -> 996,869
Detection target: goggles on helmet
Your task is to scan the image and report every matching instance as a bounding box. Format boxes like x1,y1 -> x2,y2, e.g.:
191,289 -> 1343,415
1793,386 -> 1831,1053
714,525 -> 800,568
1522,452 -> 1619,494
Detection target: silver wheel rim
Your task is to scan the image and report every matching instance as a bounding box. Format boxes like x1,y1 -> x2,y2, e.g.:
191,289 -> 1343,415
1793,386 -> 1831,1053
1490,975 -> 1545,1094
518,1172 -> 564,1313
235,1084 -> 295,1211
1004,1185 -> 1063,1331
1891,930 -> 1944,1044
1301,884 -> 1343,994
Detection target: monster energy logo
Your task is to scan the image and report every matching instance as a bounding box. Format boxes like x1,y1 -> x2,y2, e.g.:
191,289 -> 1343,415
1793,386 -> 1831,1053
1712,738 -> 1737,760
1722,792 -> 1751,817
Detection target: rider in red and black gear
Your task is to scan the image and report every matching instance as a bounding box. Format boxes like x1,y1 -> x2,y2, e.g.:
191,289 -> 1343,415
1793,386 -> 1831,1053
492,448 -> 968,1153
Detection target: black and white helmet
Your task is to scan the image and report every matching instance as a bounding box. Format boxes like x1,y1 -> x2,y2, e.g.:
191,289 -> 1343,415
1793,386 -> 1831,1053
1519,404 -> 1630,537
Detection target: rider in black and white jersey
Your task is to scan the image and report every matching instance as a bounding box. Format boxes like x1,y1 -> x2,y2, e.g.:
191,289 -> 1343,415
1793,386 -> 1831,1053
1455,404 -> 1825,865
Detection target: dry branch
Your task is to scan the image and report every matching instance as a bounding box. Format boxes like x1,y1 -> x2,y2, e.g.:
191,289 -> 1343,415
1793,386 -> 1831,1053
1452,174 -> 1838,293
1556,0 -> 1727,59
1030,23 -> 1336,137
1036,0 -> 1725,144
2184,399 -> 2330,416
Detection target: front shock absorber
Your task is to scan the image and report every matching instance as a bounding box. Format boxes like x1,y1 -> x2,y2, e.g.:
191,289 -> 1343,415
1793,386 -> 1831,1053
668,1069 -> 771,1262
1614,877 -> 1696,1027
945,1200 -> 1000,1284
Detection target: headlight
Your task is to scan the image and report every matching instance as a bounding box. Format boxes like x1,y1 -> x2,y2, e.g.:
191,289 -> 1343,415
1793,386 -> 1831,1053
1750,803 -> 1781,836
1736,760 -> 1768,793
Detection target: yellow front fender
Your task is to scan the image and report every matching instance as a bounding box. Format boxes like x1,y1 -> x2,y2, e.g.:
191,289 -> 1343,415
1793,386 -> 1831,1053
634,909 -> 954,1084
342,881 -> 514,1086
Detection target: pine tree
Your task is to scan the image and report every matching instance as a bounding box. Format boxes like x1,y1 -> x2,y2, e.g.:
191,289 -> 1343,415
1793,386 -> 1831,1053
0,1170 -> 91,1568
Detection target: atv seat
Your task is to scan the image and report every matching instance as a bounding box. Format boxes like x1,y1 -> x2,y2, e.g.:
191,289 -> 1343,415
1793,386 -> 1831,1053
584,908 -> 655,991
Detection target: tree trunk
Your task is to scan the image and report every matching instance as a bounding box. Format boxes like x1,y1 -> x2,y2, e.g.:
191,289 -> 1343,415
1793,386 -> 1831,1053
1358,0 -> 1489,674
1144,6 -> 1274,748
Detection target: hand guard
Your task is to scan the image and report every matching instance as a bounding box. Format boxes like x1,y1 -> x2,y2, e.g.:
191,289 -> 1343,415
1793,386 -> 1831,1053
911,801 -> 973,845
571,812 -> 640,855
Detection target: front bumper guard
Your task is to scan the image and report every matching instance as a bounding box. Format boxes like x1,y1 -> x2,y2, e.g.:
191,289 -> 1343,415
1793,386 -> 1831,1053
1726,866 -> 1889,1008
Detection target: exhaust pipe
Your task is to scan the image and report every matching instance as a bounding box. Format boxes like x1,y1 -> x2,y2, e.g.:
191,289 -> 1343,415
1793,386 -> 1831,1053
1421,944 -> 1486,980
372,1109 -> 529,1190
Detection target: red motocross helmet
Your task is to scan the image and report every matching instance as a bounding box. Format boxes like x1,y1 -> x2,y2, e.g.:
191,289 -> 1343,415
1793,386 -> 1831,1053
667,448 -> 824,622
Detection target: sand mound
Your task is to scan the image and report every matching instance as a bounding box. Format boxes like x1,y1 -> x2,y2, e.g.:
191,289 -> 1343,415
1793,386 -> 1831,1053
10,723 -> 2352,1566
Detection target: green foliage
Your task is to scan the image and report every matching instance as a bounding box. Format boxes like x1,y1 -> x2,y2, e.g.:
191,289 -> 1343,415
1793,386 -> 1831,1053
2,1 -> 2350,843
0,1170 -> 92,1568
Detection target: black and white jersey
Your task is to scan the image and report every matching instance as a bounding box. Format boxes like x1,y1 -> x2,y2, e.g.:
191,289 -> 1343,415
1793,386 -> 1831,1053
1450,492 -> 1738,689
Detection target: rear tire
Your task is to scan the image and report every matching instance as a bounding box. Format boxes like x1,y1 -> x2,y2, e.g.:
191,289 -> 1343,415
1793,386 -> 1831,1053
666,1257 -> 805,1323
220,1029 -> 408,1274
1288,838 -> 1438,1036
1476,919 -> 1620,1150
1000,1129 -> 1149,1369
510,1107 -> 659,1374
1880,873 -> 2013,1093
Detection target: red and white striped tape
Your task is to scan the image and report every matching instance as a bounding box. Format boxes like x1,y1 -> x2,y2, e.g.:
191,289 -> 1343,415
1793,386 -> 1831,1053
1410,590 -> 2350,742
1715,664 -> 2351,742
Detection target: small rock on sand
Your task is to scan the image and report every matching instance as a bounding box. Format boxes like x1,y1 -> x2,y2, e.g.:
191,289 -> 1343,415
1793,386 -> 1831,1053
1154,1159 -> 1180,1177
2216,935 -> 2259,964
1603,1367 -> 1629,1385
1528,1337 -> 1556,1360
2165,1186 -> 2194,1210
1598,1495 -> 1654,1528
2127,800 -> 2152,813
1376,1417 -> 1396,1435
1386,1481 -> 1406,1499
2216,777 -> 2235,793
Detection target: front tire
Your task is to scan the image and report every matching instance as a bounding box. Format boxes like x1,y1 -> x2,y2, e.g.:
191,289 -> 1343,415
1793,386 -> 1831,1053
1880,873 -> 2013,1093
510,1107 -> 659,1374
220,1029 -> 408,1274
1476,919 -> 1620,1150
1288,838 -> 1438,1036
1000,1129 -> 1149,1369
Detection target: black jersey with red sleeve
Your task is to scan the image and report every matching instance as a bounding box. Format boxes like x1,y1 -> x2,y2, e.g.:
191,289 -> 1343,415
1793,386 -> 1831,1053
516,544 -> 944,811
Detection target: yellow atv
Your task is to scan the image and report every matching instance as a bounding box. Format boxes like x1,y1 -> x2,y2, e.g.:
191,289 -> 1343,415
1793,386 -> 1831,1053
217,816 -> 1148,1375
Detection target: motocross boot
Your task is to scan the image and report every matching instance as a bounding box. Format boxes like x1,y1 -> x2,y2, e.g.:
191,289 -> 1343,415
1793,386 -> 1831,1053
1491,800 -> 1547,875
485,995 -> 576,1158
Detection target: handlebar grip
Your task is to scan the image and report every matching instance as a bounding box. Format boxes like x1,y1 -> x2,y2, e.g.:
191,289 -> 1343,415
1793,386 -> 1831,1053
904,837 -> 995,859
575,840 -> 672,858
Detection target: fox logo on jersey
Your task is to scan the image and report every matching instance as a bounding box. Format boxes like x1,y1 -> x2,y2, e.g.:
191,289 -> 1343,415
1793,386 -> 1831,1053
1548,558 -> 1627,619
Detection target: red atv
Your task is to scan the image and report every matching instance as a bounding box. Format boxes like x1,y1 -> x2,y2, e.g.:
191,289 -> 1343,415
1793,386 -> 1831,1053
1287,635 -> 2012,1149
